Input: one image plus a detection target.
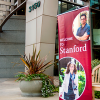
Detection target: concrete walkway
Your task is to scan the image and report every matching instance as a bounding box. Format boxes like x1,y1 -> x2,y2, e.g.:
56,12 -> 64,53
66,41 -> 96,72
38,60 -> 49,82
0,78 -> 99,100
0,78 -> 59,100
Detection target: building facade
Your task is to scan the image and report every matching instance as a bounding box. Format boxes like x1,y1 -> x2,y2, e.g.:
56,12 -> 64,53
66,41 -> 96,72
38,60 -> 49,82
0,0 -> 100,77
26,0 -> 100,76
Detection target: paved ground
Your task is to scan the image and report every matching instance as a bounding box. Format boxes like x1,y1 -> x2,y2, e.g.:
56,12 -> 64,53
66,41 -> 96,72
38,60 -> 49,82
0,78 -> 99,100
0,78 -> 59,100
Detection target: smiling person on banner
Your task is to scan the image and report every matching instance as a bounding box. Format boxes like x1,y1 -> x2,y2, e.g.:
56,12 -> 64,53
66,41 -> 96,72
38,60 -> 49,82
60,61 -> 79,100
76,14 -> 90,41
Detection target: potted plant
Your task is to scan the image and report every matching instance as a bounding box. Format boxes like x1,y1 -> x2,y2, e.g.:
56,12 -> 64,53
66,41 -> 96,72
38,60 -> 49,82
13,45 -> 55,97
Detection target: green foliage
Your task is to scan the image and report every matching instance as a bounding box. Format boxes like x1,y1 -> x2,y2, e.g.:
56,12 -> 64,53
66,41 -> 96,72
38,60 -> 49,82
95,91 -> 100,99
13,45 -> 56,98
15,73 -> 47,81
91,59 -> 100,69
91,59 -> 100,99
77,71 -> 85,96
59,73 -> 64,85
41,78 -> 54,97
53,86 -> 59,93
59,68 -> 66,86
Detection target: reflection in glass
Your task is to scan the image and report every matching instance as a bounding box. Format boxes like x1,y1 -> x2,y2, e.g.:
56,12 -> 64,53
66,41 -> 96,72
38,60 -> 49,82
77,0 -> 83,5
61,0 -> 84,5
58,1 -> 61,14
91,9 -> 100,60
90,0 -> 100,10
58,1 -> 82,14
91,10 -> 100,46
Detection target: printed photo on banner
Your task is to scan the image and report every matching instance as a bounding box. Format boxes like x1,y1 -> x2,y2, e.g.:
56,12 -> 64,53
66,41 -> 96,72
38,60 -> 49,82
72,11 -> 90,41
59,57 -> 86,100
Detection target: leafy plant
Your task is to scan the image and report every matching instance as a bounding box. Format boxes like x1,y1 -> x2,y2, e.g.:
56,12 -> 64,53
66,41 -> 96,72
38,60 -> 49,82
95,91 -> 100,99
20,46 -> 54,75
53,86 -> 59,93
77,71 -> 85,96
13,45 -> 56,97
41,78 -> 54,97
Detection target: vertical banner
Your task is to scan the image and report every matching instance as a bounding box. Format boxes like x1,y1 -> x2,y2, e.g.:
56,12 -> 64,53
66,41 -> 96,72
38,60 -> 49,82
58,6 -> 92,100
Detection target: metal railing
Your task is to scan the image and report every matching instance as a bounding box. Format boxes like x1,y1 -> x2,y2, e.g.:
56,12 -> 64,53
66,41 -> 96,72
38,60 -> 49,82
0,0 -> 26,32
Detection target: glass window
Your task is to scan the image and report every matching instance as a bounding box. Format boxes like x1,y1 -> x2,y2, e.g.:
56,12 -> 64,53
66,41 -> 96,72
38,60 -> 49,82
54,53 -> 59,76
90,0 -> 100,10
13,6 -> 25,15
62,2 -> 68,13
17,7 -> 25,15
54,23 -> 59,76
76,0 -> 83,5
61,0 -> 84,5
58,1 -> 61,14
91,9 -> 100,59
58,1 -> 82,14
91,10 -> 100,46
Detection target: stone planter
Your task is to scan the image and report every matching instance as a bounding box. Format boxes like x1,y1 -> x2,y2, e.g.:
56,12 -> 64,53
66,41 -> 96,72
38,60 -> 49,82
19,79 -> 42,97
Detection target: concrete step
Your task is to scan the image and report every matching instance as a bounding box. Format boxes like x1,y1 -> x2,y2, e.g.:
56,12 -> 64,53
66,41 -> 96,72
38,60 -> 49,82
0,30 -> 25,43
2,16 -> 25,31
0,15 -> 25,78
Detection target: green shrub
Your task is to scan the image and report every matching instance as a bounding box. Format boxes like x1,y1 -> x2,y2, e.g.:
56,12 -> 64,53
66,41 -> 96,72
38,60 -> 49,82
77,71 -> 85,96
95,91 -> 100,99
91,59 -> 100,99
52,86 -> 59,93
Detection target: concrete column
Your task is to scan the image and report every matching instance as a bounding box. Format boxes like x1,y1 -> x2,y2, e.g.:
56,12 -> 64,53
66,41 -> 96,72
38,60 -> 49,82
26,0 -> 58,76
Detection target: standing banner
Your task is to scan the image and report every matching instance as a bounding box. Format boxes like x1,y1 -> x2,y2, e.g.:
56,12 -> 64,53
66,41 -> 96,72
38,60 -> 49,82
58,6 -> 92,100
